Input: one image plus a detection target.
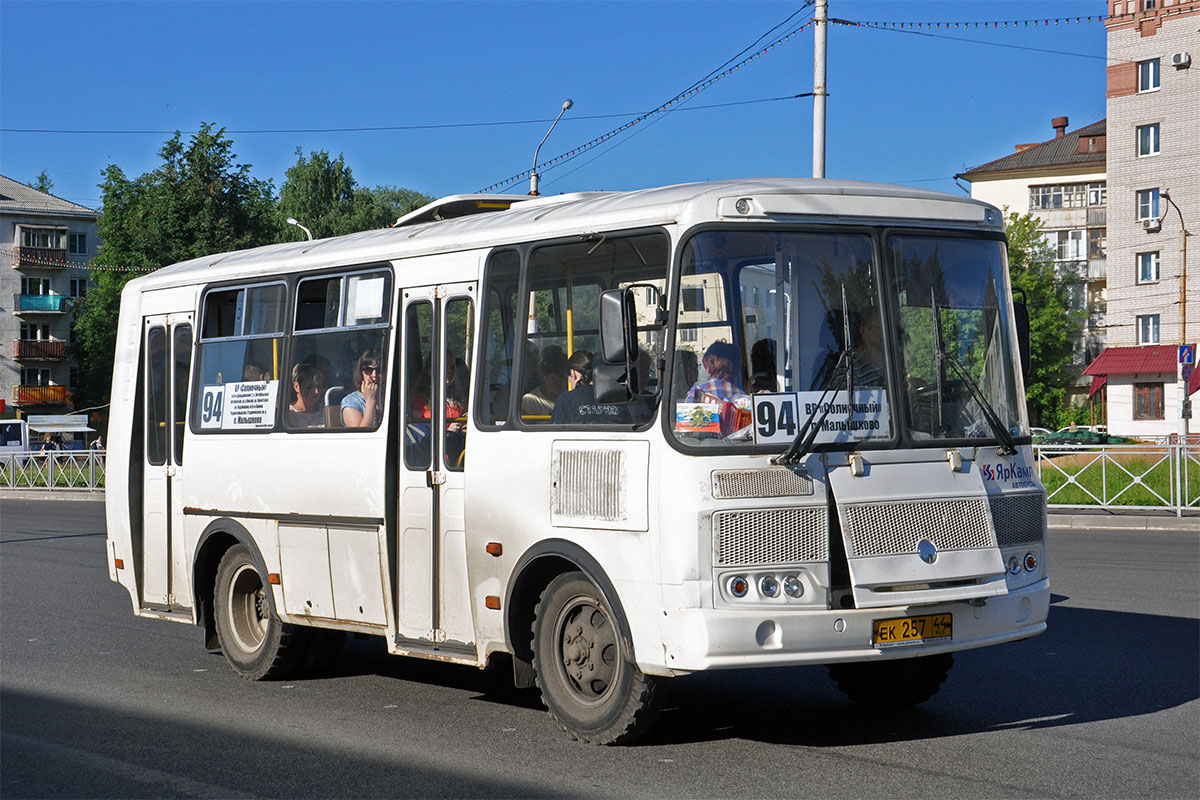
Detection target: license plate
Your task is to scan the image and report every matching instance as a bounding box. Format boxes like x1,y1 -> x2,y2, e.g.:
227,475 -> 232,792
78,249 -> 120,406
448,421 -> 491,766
872,613 -> 952,648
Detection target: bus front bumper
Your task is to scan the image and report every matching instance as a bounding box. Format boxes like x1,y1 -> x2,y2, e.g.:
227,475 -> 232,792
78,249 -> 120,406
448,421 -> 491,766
653,578 -> 1049,674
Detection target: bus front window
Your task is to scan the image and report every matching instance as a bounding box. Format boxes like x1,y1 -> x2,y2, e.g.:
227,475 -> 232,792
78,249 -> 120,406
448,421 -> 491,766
891,235 -> 1023,442
672,230 -> 888,449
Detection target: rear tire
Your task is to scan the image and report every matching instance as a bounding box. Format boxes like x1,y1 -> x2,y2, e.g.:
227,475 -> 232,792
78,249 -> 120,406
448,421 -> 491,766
214,544 -> 305,680
532,571 -> 661,744
828,652 -> 953,707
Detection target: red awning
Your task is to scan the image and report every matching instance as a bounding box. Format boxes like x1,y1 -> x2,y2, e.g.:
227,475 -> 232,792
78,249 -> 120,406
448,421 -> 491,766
1088,375 -> 1107,398
1083,344 -> 1200,394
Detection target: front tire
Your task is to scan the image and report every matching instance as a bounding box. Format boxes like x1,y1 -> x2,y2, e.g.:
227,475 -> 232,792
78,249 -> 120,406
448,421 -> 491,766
827,652 -> 953,707
532,572 -> 661,744
214,544 -> 305,680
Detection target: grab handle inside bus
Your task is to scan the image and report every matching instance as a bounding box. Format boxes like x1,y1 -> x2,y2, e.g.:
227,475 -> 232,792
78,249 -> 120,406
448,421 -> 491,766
1012,288 -> 1031,381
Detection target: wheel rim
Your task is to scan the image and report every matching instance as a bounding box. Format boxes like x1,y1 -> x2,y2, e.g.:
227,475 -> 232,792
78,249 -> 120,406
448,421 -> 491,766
553,593 -> 622,707
227,563 -> 269,654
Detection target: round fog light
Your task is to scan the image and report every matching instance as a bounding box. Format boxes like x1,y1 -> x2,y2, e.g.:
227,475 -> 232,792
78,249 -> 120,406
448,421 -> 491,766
1024,552 -> 1038,572
730,575 -> 749,598
735,198 -> 750,214
760,575 -> 780,598
783,575 -> 804,598
1008,555 -> 1021,575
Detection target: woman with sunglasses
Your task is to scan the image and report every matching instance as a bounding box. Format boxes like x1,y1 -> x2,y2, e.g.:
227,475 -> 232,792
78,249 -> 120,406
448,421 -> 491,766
341,349 -> 383,428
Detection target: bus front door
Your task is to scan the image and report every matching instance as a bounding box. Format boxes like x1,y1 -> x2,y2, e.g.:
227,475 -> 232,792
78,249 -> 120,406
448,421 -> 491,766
141,314 -> 193,609
396,284 -> 476,654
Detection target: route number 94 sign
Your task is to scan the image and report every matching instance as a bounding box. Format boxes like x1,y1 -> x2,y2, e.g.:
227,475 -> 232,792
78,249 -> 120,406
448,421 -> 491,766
752,390 -> 891,445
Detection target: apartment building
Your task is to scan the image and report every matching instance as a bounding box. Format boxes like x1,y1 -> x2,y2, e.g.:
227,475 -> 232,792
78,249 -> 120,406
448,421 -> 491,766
0,175 -> 99,417
1084,0 -> 1199,438
957,117 -> 1108,408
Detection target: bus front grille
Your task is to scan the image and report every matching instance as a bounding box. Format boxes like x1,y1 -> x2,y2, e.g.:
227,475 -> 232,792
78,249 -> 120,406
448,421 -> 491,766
989,492 -> 1046,547
841,498 -> 996,558
712,507 -> 829,566
711,467 -> 814,499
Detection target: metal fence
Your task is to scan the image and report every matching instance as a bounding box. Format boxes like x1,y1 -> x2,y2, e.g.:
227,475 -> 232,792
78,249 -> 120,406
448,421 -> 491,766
1034,442 -> 1200,517
0,450 -> 106,491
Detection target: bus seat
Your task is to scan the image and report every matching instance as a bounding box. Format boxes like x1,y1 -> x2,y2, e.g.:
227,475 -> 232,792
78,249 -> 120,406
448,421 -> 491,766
325,386 -> 347,428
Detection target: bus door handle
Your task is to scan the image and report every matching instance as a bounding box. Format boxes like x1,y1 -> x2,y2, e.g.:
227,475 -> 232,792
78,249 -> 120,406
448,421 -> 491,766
426,471 -> 446,487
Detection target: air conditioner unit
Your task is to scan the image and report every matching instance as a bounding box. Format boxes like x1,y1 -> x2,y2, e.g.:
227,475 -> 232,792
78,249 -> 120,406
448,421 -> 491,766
1143,219 -> 1162,233
1171,52 -> 1191,68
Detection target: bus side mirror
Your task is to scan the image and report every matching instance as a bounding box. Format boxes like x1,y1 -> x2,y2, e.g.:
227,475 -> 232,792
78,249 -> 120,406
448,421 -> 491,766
598,289 -> 636,364
1013,298 -> 1031,380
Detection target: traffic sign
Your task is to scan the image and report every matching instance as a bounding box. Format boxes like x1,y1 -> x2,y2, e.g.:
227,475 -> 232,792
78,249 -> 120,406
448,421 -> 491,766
1179,344 -> 1195,365
1184,364 -> 1194,382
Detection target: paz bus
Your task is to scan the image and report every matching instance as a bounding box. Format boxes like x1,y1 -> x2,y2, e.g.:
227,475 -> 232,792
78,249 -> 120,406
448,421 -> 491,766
105,179 -> 1049,744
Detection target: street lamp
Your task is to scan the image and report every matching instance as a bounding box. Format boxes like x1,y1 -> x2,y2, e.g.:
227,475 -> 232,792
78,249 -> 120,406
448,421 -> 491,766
1160,189 -> 1193,476
530,99 -> 573,196
286,217 -> 314,241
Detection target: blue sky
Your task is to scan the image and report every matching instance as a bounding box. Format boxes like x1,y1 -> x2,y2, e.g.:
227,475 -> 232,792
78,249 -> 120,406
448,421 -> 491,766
1,0 -> 1109,211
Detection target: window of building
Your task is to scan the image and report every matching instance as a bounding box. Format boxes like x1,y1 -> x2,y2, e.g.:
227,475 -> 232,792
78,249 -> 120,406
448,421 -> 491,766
1030,183 -> 1088,210
1045,229 -> 1086,261
1088,182 -> 1107,207
1136,188 -> 1160,221
1138,251 -> 1160,283
1138,59 -> 1160,92
1134,382 -> 1164,420
68,233 -> 88,255
1137,123 -> 1160,156
1137,314 -> 1160,345
20,323 -> 51,340
20,227 -> 63,248
1088,228 -> 1107,259
1143,0 -> 1158,11
21,277 -> 51,296
69,278 -> 88,298
21,368 -> 52,386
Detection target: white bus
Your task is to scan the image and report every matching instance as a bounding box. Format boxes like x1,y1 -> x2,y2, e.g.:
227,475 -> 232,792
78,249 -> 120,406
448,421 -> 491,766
106,179 -> 1049,744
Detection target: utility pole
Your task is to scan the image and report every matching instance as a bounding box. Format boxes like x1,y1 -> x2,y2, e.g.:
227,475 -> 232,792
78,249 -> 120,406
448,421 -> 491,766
813,0 -> 828,178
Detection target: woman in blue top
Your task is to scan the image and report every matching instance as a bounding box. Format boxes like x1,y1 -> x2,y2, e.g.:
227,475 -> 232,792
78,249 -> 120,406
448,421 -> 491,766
341,349 -> 382,428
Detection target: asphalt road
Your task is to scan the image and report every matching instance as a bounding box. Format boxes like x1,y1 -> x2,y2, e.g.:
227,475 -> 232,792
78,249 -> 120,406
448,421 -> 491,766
1,497 -> 1196,799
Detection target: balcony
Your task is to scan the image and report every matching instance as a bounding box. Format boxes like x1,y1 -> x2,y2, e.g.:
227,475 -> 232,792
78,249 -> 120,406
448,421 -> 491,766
14,339 -> 67,360
1088,257 -> 1107,281
14,246 -> 69,269
13,385 -> 71,407
12,294 -> 70,314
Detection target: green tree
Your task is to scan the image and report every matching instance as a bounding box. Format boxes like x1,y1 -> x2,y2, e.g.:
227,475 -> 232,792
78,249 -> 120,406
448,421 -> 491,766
71,123 -> 281,411
1005,210 -> 1081,427
280,149 -> 431,240
31,170 -> 53,194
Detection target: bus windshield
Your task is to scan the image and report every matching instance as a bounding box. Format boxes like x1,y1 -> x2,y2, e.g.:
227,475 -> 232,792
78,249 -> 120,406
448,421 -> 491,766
670,229 -> 1023,450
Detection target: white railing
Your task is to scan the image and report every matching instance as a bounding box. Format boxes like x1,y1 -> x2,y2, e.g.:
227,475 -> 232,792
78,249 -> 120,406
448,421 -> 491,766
1034,442 -> 1200,517
0,450 -> 106,491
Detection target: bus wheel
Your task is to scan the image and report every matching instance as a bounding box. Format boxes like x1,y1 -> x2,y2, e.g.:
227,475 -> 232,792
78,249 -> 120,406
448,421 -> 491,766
827,652 -> 953,707
532,571 -> 661,744
214,544 -> 304,680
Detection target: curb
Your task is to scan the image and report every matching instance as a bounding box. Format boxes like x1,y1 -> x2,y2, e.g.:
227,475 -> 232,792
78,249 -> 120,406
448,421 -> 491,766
1048,513 -> 1199,532
0,490 -> 105,503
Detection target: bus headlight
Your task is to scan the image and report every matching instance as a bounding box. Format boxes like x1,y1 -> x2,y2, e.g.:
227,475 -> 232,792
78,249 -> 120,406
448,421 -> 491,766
1024,552 -> 1038,572
760,575 -> 780,598
1008,556 -> 1021,575
729,576 -> 749,598
783,575 -> 804,598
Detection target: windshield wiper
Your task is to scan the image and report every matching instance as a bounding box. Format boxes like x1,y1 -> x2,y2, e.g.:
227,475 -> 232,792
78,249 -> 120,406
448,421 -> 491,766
773,286 -> 853,466
932,296 -> 1017,455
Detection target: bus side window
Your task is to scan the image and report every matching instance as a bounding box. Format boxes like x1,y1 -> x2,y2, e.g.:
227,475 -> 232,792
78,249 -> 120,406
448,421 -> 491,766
477,250 -> 519,428
443,297 -> 473,471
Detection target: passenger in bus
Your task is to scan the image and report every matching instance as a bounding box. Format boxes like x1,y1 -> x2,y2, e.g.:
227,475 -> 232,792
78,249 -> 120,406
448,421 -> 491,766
341,350 -> 382,428
750,339 -> 778,393
551,350 -> 631,424
242,363 -> 268,382
520,345 -> 568,421
685,341 -> 748,404
287,361 -> 326,428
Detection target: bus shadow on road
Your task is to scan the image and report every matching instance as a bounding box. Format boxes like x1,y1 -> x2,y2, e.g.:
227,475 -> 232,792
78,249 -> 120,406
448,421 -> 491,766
638,603 -> 1199,747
